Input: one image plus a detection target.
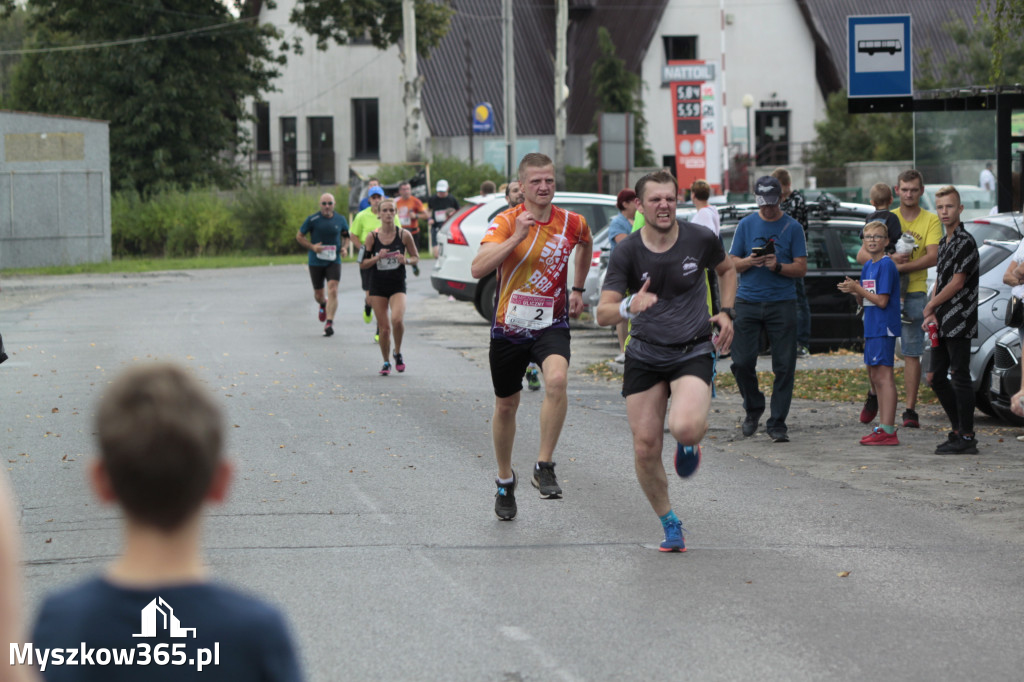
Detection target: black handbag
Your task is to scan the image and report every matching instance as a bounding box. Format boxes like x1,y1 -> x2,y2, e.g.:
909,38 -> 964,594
1005,296 -> 1024,328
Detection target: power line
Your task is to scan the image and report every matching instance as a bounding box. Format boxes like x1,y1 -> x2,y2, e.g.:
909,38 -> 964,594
0,17 -> 257,56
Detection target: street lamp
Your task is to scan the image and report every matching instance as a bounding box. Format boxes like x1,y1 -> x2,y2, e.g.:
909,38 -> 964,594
742,93 -> 754,159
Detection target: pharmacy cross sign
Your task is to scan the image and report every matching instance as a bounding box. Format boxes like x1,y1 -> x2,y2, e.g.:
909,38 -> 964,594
763,116 -> 787,142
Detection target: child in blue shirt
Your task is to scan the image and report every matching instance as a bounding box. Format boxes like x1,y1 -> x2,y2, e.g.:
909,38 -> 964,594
29,364 -> 304,681
838,221 -> 902,445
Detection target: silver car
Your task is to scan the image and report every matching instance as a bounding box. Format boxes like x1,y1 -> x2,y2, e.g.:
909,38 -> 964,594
430,192 -> 618,321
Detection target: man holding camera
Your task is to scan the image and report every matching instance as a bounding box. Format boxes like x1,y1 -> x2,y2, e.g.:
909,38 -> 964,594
728,176 -> 808,443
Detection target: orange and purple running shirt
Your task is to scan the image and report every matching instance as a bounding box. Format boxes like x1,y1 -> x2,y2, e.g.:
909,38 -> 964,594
481,204 -> 591,342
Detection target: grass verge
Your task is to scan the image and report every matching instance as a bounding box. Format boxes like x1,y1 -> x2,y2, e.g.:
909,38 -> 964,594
583,359 -> 938,405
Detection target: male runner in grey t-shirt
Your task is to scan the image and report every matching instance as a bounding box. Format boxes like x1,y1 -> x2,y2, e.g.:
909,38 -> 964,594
597,170 -> 737,552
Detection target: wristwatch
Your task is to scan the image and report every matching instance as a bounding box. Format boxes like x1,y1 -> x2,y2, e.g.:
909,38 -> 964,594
773,263 -> 783,274
720,306 -> 736,320
571,286 -> 585,293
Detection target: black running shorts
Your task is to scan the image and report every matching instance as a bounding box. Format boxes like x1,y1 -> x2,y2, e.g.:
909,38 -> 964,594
489,327 -> 571,398
308,262 -> 341,290
621,353 -> 713,397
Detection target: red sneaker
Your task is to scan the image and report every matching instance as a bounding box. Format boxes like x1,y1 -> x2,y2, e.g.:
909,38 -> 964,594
318,301 -> 327,322
860,427 -> 899,446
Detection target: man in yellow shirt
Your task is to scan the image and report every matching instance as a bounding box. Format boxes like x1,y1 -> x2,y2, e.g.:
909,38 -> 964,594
890,169 -> 942,428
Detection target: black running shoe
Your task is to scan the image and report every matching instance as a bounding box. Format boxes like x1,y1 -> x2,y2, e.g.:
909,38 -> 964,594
494,471 -> 517,520
323,320 -> 334,337
531,461 -> 562,499
902,408 -> 920,428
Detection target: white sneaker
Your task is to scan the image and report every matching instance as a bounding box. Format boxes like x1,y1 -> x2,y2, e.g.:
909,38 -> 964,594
1016,434 -> 1024,442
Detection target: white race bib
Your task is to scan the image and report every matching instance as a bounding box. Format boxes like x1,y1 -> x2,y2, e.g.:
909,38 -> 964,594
862,278 -> 877,306
376,251 -> 400,270
506,290 -> 554,330
316,245 -> 337,261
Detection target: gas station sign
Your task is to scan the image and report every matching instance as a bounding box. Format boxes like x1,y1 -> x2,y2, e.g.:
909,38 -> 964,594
666,60 -> 721,193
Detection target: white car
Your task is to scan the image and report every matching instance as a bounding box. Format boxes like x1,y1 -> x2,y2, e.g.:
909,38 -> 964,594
430,192 -> 619,321
918,184 -> 996,221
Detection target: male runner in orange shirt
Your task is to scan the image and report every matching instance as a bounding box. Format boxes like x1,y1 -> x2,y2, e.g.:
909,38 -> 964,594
471,153 -> 592,520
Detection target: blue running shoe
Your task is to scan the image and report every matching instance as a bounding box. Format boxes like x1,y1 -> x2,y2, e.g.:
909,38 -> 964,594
659,520 -> 686,552
674,443 -> 701,478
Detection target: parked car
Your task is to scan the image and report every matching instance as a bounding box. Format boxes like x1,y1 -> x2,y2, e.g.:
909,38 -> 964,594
961,211 -> 1024,241
918,184 -> 996,221
920,238 -> 1018,418
718,210 -> 873,352
583,196 -> 877,332
990,329 -> 1024,425
430,192 -> 619,321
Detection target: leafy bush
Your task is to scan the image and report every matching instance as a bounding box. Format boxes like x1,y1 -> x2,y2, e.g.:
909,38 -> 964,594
232,184 -> 324,254
425,156 -> 504,202
112,183 -> 350,257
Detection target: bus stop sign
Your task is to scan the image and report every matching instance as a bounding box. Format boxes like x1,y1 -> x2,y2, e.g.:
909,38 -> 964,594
848,15 -> 912,98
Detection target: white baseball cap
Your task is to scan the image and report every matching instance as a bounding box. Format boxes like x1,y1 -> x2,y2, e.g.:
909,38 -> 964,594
436,180 -> 449,192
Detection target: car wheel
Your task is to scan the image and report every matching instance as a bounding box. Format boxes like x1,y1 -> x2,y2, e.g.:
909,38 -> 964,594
990,400 -> 1024,427
975,359 -> 996,417
475,275 -> 496,322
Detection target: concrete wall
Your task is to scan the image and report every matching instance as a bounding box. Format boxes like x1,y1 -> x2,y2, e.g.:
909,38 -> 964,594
0,111 -> 111,269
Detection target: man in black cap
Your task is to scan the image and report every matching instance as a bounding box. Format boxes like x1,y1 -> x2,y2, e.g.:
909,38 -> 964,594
727,176 -> 808,443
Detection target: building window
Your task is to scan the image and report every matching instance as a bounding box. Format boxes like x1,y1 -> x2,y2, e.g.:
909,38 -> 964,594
352,98 -> 379,159
663,36 -> 697,62
255,101 -> 271,162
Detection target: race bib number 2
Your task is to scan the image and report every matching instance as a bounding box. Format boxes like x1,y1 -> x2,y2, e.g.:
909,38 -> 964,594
316,245 -> 337,261
506,290 -> 554,330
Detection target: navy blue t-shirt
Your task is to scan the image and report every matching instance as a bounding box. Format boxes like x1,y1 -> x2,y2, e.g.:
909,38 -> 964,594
29,577 -> 303,681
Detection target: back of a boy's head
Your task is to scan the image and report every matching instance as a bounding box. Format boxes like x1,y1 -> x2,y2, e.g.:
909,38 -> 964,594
869,182 -> 893,208
96,364 -> 223,532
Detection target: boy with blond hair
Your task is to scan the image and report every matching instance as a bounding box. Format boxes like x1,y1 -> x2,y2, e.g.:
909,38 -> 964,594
839,221 -> 901,445
29,364 -> 303,681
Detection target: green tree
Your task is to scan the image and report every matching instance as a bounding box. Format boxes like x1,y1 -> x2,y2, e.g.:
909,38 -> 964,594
806,91 -> 913,186
2,1 -> 284,194
586,26 -> 654,171
977,0 -> 1024,82
0,5 -> 27,106
289,0 -> 453,56
914,18 -> 1024,165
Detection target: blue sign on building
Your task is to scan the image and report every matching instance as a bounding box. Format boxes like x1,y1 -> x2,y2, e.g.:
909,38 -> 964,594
847,15 -> 912,98
473,102 -> 494,133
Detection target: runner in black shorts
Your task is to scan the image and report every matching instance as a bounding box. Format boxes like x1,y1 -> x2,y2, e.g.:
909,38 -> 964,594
597,170 -> 737,552
359,198 -> 419,376
296,192 -> 349,337
470,153 -> 592,520
489,327 -> 570,398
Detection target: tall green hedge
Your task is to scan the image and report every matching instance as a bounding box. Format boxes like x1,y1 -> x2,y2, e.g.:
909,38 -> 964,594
111,184 -> 346,257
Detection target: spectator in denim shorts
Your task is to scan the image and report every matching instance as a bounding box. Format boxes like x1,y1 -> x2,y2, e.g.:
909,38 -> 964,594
889,170 -> 942,428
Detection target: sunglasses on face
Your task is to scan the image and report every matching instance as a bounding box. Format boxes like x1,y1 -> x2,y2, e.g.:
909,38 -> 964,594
321,202 -> 333,205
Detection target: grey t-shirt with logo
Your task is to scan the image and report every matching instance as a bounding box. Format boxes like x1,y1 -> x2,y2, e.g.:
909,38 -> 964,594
603,222 -> 725,366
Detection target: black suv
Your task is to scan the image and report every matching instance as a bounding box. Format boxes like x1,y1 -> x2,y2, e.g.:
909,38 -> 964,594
718,197 -> 875,352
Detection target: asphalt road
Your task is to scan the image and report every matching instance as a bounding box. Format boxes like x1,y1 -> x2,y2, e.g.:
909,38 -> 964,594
3,265 -> 1023,681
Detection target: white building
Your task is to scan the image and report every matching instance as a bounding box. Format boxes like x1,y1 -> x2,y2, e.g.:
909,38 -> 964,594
248,0 -> 975,193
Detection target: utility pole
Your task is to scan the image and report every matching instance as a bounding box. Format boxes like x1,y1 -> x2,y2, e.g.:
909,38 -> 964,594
401,0 -> 425,162
503,0 -> 516,178
554,0 -> 568,187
